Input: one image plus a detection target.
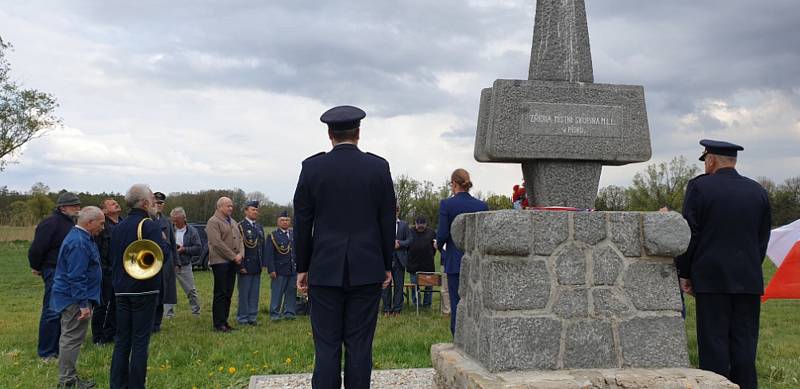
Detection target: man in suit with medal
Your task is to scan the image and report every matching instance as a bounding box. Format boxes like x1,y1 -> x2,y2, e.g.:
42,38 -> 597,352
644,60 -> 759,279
293,105 -> 395,389
237,200 -> 265,326
265,210 -> 297,321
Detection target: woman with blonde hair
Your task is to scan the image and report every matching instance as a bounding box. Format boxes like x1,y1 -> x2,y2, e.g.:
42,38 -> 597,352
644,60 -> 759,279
436,168 -> 488,335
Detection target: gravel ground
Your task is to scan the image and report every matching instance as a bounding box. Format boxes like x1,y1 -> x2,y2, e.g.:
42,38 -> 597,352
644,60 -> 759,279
249,368 -> 435,389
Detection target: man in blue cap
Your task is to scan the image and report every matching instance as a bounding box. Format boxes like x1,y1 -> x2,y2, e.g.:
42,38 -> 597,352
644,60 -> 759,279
294,105 -> 395,389
265,210 -> 297,321
676,139 -> 771,389
236,200 -> 265,325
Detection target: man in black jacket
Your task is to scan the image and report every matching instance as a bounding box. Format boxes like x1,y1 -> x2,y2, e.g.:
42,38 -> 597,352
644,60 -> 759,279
92,198 -> 123,345
28,191 -> 81,359
676,139 -> 771,389
408,216 -> 436,308
293,105 -> 395,389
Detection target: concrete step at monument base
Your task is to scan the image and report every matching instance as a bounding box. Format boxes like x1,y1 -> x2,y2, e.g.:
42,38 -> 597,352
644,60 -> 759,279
432,343 -> 737,389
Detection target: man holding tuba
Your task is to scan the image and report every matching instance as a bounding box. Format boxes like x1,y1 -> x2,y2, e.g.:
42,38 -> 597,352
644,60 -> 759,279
109,184 -> 169,389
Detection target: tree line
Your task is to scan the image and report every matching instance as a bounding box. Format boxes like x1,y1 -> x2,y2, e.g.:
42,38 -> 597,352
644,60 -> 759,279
595,156 -> 800,227
1,157 -> 797,228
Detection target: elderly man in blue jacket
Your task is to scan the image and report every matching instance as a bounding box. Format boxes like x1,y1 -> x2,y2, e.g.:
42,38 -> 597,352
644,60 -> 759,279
51,206 -> 105,389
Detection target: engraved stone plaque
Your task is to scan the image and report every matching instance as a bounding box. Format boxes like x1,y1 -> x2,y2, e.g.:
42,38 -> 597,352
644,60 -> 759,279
520,102 -> 623,138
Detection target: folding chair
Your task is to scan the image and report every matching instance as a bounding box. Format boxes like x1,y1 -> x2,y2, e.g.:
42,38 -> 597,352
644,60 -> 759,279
415,272 -> 443,315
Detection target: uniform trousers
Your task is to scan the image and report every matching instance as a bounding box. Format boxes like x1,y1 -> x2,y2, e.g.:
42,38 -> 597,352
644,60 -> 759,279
110,293 -> 157,389
211,262 -> 237,328
309,283 -> 382,389
447,273 -> 460,335
92,269 -> 116,343
695,293 -> 760,389
38,267 -> 61,358
236,272 -> 261,324
270,274 -> 297,320
58,304 -> 90,384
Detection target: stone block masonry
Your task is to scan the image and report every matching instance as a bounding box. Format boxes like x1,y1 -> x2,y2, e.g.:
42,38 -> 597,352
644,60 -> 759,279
451,210 -> 691,372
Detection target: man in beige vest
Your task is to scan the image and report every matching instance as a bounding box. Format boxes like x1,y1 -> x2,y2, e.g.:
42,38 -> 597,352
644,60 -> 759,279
206,197 -> 244,332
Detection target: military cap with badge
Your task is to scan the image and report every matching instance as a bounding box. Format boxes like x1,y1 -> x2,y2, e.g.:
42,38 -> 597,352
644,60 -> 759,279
698,139 -> 744,161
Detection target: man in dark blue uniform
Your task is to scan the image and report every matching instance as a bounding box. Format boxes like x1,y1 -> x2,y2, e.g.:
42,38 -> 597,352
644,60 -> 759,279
236,200 -> 266,325
676,139 -> 771,389
265,210 -> 297,321
293,105 -> 395,389
152,191 -> 177,332
109,184 -> 170,389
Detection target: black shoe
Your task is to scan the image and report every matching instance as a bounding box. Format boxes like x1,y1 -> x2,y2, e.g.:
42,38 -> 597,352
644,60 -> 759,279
223,324 -> 238,331
213,325 -> 230,333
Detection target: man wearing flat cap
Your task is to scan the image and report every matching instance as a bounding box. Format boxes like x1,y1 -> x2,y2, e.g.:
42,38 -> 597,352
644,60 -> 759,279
29,191 -> 81,360
236,200 -> 266,325
265,210 -> 297,321
676,139 -> 771,389
294,105 -> 395,388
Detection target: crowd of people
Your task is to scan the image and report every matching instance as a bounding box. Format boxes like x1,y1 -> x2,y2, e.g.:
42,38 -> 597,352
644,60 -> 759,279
27,106 -> 484,388
25,103 -> 770,389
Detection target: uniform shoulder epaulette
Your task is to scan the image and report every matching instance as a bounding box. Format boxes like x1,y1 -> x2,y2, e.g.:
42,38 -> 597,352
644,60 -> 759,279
365,152 -> 387,162
303,151 -> 326,162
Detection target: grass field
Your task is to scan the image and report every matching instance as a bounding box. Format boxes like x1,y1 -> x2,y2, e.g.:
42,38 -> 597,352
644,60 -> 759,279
1,240 -> 799,388
0,226 -> 35,242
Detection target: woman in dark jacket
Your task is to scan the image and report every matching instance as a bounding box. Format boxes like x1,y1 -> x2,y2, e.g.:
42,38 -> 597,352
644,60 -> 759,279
436,168 -> 488,335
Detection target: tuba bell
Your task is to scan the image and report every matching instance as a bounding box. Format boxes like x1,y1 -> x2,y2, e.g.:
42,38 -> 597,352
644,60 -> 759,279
122,218 -> 164,280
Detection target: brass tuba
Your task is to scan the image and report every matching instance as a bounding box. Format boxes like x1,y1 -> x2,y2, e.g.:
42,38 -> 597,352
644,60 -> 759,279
122,218 -> 164,280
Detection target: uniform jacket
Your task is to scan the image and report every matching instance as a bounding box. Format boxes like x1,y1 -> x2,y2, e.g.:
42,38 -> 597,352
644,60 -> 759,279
110,208 -> 169,295
206,211 -> 244,266
51,226 -> 102,312
293,143 -> 396,287
28,209 -> 75,271
174,224 -> 202,267
675,168 -> 772,294
94,215 -> 122,270
238,218 -> 265,274
408,227 -> 436,274
393,220 -> 412,268
437,192 -> 488,275
265,228 -> 296,276
155,213 -> 177,304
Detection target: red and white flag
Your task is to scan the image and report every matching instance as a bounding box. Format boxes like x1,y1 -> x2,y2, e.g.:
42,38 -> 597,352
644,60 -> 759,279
762,219 -> 800,302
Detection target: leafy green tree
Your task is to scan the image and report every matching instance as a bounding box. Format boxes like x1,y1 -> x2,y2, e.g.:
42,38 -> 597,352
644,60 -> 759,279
7,200 -> 34,226
772,176 -> 800,227
626,156 -> 699,211
0,37 -> 61,170
485,194 -> 512,210
595,185 -> 629,211
26,194 -> 54,222
394,174 -> 420,221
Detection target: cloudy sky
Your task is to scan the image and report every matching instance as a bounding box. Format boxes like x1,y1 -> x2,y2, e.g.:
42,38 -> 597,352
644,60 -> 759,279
1,0 -> 798,203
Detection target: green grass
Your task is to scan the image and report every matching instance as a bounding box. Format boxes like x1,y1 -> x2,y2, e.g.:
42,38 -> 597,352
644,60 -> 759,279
0,241 -> 450,389
2,241 -> 799,388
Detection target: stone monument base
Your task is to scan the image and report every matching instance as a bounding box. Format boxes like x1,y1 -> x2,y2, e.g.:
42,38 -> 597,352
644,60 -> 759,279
432,344 -> 737,389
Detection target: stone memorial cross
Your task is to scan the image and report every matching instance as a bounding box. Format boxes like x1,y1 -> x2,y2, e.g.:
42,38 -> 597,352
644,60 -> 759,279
474,0 -> 651,208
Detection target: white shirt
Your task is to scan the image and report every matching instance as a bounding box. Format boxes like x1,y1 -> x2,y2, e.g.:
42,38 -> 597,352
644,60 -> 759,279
175,226 -> 186,247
